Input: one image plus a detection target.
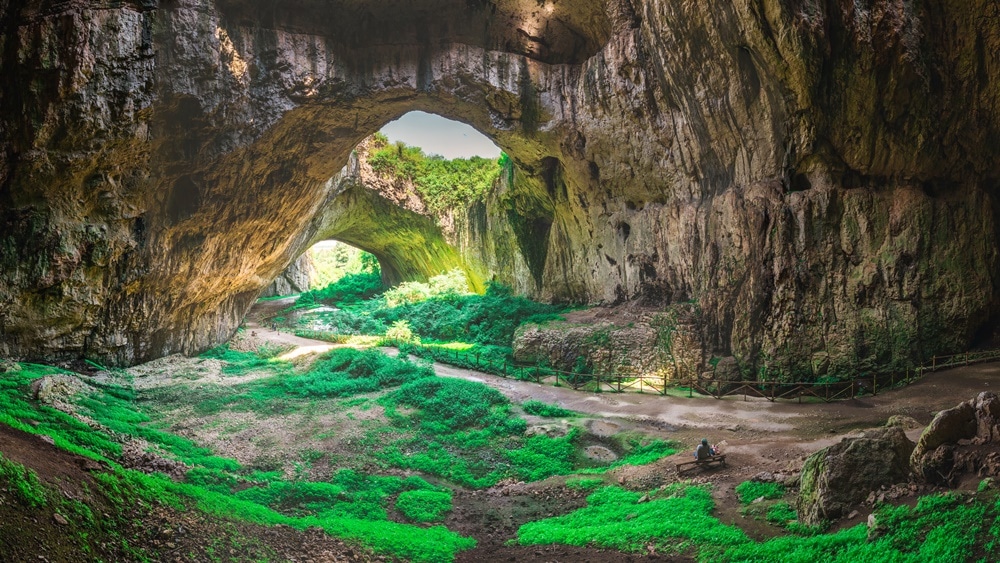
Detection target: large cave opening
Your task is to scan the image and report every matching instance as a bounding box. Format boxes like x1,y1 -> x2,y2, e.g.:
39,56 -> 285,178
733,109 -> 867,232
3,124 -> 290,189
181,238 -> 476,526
7,0 -> 1000,560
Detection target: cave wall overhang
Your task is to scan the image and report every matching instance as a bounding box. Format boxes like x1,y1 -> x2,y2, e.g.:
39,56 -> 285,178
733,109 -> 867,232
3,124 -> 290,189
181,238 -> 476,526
0,0 -> 998,369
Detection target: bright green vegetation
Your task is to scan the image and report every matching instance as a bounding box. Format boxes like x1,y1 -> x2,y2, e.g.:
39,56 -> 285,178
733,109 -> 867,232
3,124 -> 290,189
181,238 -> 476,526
291,269 -> 565,382
307,242 -> 376,289
395,489 -> 453,522
735,480 -> 786,504
521,400 -> 575,418
0,347 -> 682,562
300,276 -> 561,348
0,453 -> 48,508
518,484 -> 748,553
518,482 -> 1000,563
708,491 -> 997,562
565,477 -> 604,490
0,360 -> 470,562
368,133 -> 503,212
296,270 -> 384,309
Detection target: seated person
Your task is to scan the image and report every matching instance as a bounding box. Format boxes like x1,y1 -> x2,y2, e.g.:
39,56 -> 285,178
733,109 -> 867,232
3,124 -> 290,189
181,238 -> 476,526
694,438 -> 717,460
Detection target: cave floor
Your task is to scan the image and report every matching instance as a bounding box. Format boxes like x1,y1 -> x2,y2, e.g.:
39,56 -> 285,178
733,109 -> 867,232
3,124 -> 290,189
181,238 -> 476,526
6,301 -> 998,561
235,305 -> 1000,560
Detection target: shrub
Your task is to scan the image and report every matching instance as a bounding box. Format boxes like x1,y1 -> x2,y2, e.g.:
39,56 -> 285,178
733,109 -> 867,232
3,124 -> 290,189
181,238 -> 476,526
385,320 -> 418,343
300,271 -> 384,306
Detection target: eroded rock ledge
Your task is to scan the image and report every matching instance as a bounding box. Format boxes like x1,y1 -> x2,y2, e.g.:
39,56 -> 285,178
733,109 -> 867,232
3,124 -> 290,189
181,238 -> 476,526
1,0 -> 999,367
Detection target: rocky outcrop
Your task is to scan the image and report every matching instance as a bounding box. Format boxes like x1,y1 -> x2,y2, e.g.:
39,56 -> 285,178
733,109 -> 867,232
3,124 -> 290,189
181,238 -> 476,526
261,253 -> 315,297
511,304 -> 702,378
911,392 -> 1000,485
1,1 -> 1000,366
797,427 -> 915,525
30,375 -> 86,406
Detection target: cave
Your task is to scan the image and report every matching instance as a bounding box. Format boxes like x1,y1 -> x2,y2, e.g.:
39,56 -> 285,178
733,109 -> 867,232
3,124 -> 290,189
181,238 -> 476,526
5,1 -> 1000,560
1,0 -> 999,372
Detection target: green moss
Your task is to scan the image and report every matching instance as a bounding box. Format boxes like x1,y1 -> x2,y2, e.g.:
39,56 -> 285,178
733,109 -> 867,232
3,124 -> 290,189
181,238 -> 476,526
395,489 -> 453,522
517,485 -> 748,554
735,481 -> 786,504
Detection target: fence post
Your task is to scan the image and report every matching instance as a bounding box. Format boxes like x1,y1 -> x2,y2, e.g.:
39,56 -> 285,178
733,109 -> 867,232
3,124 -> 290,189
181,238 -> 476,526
688,376 -> 692,398
932,356 -> 936,371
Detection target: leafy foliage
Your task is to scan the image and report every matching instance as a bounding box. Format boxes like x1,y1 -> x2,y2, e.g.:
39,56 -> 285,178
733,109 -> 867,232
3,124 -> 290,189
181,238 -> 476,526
298,271 -> 385,308
374,281 -> 564,347
383,269 -> 472,307
367,135 -> 502,212
308,242 -> 376,289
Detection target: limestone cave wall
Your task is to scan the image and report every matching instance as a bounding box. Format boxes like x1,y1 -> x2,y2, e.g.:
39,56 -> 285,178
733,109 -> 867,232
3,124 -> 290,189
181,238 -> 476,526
1,0 -> 998,372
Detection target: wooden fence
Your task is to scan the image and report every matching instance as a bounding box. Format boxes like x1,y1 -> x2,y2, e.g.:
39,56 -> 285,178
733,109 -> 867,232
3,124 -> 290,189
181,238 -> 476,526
387,339 -> 1000,403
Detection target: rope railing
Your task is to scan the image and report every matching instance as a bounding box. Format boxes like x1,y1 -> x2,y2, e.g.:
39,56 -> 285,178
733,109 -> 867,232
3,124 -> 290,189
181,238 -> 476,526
379,338 -> 1000,403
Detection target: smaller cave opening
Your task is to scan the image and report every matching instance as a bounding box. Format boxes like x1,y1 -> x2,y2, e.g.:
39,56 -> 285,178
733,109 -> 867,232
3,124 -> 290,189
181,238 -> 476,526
167,175 -> 201,224
617,221 -> 631,242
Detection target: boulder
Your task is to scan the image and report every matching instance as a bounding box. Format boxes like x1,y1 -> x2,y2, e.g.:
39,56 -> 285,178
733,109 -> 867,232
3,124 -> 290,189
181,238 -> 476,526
797,426 -> 915,526
912,403 -> 977,455
29,375 -> 86,405
911,392 -> 1000,485
885,415 -> 920,430
712,357 -> 742,382
0,359 -> 21,373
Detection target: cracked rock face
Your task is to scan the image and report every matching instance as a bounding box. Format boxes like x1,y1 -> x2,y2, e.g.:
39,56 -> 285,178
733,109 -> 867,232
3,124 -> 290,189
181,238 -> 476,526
1,0 -> 999,368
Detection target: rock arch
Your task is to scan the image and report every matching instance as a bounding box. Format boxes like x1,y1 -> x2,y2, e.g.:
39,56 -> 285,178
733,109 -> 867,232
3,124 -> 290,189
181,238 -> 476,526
2,0 -> 1000,372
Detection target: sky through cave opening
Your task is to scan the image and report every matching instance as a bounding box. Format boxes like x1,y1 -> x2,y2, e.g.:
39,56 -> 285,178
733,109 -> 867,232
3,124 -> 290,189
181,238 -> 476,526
378,111 -> 502,159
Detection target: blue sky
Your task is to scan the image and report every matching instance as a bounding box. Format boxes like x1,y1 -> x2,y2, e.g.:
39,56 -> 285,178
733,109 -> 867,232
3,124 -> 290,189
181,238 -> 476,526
379,111 -> 501,159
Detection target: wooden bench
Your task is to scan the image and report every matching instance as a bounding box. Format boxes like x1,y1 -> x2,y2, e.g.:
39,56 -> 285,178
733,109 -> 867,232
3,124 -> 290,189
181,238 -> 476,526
675,454 -> 727,473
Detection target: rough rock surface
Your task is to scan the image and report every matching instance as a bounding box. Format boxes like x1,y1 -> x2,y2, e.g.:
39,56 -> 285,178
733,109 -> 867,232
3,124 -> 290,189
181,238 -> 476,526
30,375 -> 86,407
911,392 -> 1000,485
2,0 -> 1000,366
261,253 -> 316,297
514,321 -> 664,376
797,426 -> 915,525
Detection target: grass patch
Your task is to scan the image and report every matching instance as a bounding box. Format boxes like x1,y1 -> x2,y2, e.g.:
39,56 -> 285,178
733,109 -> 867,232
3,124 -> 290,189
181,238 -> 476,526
396,489 -> 453,523
517,484 -> 747,554
735,481 -> 786,504
565,477 -> 604,491
522,400 -> 575,418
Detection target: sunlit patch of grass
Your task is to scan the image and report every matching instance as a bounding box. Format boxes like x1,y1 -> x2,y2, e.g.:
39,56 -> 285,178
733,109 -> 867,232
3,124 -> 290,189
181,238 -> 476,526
565,477 -> 604,490
517,484 -> 747,554
521,400 -> 575,418
395,489 -> 453,522
735,481 -> 786,504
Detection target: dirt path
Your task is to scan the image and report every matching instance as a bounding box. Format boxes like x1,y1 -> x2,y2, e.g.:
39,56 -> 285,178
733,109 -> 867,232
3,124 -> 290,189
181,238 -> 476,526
243,299 -> 1000,558
248,298 -> 1000,463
